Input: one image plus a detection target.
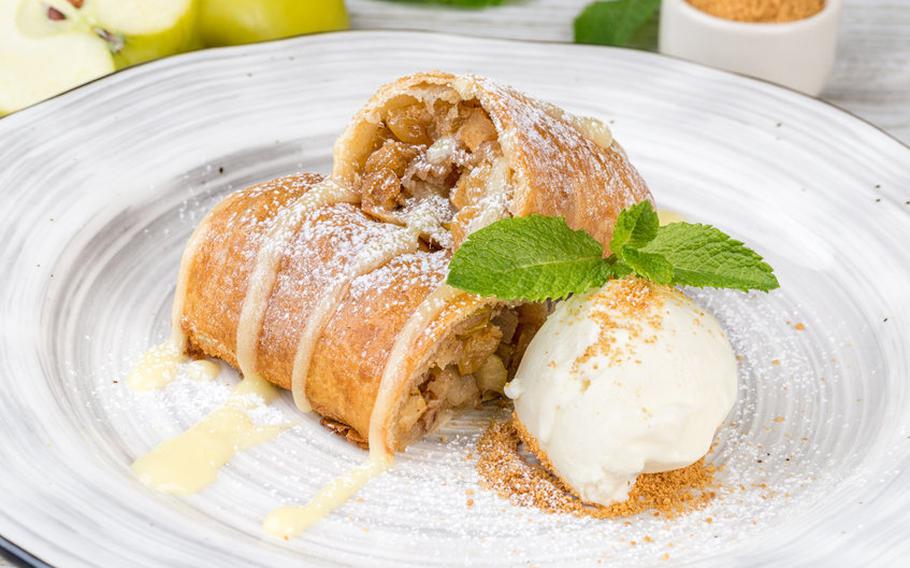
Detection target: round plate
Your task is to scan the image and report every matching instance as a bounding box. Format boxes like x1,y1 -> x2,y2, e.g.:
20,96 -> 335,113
2,31 -> 909,567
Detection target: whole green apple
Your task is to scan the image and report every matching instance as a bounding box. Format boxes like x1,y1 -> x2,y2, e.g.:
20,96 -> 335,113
198,0 -> 349,47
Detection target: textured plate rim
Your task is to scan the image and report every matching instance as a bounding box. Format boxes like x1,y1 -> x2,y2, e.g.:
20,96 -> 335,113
4,28 -> 908,154
2,29 -> 910,567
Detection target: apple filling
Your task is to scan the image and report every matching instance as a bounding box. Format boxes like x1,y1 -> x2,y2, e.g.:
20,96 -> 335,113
359,96 -> 513,249
392,304 -> 546,448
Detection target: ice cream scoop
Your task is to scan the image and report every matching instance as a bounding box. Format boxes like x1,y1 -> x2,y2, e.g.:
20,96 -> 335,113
505,277 -> 737,506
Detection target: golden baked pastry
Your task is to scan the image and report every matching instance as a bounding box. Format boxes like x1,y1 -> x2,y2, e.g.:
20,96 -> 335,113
177,173 -> 544,452
173,72 -> 653,454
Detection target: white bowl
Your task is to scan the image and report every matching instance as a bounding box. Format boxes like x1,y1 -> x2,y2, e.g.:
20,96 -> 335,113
659,0 -> 842,95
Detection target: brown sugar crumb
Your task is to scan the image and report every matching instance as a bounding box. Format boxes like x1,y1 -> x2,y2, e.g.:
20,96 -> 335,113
773,416 -> 785,423
662,553 -> 671,561
466,498 -> 475,508
687,0 -> 825,23
573,278 -> 666,372
771,358 -> 781,366
475,421 -> 719,520
794,322 -> 806,331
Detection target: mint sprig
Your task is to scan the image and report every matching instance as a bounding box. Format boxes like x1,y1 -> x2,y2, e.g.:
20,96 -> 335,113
447,216 -> 617,302
447,202 -> 779,301
638,222 -> 780,291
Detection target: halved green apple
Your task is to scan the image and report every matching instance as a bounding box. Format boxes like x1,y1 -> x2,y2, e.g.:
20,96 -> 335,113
0,0 -> 114,114
16,0 -> 197,67
198,0 -> 348,47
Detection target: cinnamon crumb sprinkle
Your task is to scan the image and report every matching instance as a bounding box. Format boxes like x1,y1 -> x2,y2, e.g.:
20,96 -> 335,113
475,421 -> 719,520
687,0 -> 824,23
573,278 -> 665,372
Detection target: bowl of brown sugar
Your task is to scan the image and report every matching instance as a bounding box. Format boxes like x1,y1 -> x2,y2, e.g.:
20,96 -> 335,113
659,0 -> 841,95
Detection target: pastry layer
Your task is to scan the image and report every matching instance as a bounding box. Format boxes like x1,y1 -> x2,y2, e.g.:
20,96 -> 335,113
333,71 -> 653,252
179,174 -> 540,452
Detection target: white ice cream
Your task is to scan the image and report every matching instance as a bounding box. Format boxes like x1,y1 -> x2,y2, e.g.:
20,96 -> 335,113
505,278 -> 737,506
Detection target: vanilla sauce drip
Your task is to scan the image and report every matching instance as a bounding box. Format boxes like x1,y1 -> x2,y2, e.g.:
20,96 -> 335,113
262,284 -> 463,539
132,374 -> 290,495
235,179 -> 359,387
289,226 -> 419,412
263,451 -> 392,540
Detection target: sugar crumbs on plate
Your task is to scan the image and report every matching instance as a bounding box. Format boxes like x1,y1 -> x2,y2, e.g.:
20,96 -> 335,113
475,420 -> 719,519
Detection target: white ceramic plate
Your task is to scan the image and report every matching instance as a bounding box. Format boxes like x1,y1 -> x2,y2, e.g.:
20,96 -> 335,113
2,31 -> 910,567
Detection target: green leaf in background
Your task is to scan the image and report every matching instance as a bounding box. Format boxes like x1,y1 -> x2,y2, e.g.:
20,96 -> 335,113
447,216 -> 612,302
574,0 -> 662,48
640,223 -> 780,291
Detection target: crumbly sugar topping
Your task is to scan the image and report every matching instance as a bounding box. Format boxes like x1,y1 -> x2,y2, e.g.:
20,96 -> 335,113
476,420 -> 718,519
688,0 -> 825,22
572,278 -> 666,372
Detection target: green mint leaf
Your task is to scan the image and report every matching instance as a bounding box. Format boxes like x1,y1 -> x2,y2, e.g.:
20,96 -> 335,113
610,200 -> 659,253
606,256 -> 634,278
447,215 -> 610,301
574,0 -> 662,47
641,223 -> 780,291
619,247 -> 674,284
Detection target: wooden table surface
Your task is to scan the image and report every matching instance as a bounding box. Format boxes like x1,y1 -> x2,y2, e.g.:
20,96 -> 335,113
349,0 -> 910,144
2,1 -> 906,566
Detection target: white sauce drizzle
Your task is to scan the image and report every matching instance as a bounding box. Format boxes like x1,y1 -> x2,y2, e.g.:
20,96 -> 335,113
132,374 -> 290,495
290,226 -> 419,411
263,450 -> 392,540
571,115 -> 614,149
262,284 -> 462,539
658,208 -> 687,226
128,206 -> 223,391
235,179 -> 358,385
127,344 -> 219,391
131,179 -> 354,497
